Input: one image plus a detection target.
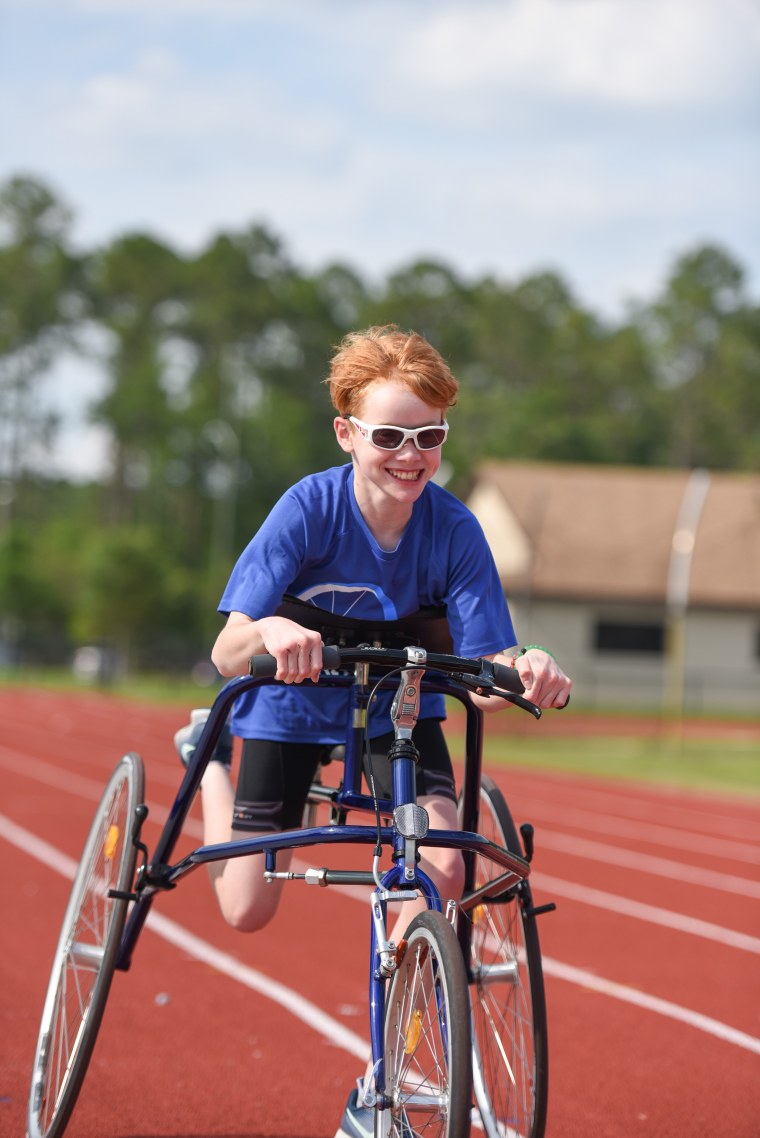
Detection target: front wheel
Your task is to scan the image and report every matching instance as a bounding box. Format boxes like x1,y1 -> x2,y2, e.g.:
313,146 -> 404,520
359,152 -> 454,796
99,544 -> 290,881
27,752 -> 145,1138
383,909 -> 472,1137
461,775 -> 549,1138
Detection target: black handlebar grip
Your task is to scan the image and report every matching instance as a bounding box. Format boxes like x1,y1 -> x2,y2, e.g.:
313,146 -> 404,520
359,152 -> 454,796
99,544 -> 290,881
490,660 -> 525,694
248,654 -> 278,678
321,645 -> 342,670
248,645 -> 343,678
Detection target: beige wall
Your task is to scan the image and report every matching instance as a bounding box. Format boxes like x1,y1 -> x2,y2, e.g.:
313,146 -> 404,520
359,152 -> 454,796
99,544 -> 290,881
506,596 -> 759,712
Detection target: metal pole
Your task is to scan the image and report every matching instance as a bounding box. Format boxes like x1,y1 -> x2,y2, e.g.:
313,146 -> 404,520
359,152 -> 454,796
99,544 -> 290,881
664,468 -> 711,726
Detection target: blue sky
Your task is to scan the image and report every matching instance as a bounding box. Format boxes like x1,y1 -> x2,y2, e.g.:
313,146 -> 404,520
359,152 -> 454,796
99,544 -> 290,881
1,0 -> 759,476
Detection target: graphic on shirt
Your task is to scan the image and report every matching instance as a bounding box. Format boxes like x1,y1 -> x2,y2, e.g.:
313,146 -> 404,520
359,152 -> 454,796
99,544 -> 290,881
296,583 -> 398,621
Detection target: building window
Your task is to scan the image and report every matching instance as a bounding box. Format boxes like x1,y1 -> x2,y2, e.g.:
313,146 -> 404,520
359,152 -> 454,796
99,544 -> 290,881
594,620 -> 665,655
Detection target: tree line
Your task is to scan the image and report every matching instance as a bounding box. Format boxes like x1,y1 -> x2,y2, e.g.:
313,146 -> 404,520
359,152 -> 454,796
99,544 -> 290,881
1,174 -> 758,675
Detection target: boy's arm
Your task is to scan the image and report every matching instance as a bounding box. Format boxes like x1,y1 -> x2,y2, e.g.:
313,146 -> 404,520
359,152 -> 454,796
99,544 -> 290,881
212,611 -> 323,684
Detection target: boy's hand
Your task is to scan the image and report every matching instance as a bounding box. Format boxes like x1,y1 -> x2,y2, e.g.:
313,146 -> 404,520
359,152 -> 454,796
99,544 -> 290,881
514,648 -> 571,709
256,616 -> 324,684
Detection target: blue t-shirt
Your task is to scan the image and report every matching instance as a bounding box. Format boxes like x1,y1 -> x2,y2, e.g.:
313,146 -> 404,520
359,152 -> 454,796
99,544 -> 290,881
219,464 -> 515,743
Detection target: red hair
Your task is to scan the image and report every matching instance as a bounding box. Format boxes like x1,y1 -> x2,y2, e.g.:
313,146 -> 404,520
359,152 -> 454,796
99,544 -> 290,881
325,325 -> 459,416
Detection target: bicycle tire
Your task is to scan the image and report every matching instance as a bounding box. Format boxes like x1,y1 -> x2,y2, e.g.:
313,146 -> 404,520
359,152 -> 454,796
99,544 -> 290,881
384,908 -> 472,1137
27,752 -> 145,1138
461,775 -> 549,1138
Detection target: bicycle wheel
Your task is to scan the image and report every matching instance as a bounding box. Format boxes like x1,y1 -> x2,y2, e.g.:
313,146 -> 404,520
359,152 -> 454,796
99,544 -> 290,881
384,909 -> 472,1137
462,775 -> 548,1138
27,752 -> 145,1138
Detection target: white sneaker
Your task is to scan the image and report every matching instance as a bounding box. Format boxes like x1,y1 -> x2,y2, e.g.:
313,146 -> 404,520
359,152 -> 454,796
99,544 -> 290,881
174,708 -> 232,768
334,1087 -> 374,1138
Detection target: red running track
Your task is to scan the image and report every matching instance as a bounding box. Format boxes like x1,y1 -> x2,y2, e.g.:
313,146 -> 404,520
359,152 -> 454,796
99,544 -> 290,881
1,689 -> 759,1138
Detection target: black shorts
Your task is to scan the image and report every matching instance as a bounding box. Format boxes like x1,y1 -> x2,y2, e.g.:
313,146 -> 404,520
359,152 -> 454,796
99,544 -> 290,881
232,718 -> 456,833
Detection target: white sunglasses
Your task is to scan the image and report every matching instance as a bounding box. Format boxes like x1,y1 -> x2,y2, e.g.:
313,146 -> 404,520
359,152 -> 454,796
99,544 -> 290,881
346,415 -> 449,451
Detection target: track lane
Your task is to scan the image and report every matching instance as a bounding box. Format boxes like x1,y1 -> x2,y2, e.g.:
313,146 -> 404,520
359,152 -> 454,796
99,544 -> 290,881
1,689 -> 759,1138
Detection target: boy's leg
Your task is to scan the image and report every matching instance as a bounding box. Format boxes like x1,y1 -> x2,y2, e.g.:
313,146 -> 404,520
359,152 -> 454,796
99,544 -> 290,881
199,738 -> 324,933
386,792 -> 465,945
363,719 -> 463,940
199,762 -> 294,932
352,793 -> 464,1105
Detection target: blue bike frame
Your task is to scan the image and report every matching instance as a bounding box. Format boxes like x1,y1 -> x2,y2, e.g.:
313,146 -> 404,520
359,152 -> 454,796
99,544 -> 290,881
115,665 -> 530,1100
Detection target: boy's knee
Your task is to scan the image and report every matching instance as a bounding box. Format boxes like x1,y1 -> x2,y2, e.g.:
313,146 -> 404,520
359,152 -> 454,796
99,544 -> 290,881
222,904 -> 273,933
426,849 -> 465,903
218,890 -> 280,933
447,853 -> 466,900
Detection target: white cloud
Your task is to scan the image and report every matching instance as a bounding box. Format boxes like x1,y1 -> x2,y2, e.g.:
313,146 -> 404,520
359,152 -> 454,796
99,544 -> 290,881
56,53 -> 342,166
390,0 -> 758,109
2,0 -> 757,479
1,0 -> 757,299
9,0 -> 280,13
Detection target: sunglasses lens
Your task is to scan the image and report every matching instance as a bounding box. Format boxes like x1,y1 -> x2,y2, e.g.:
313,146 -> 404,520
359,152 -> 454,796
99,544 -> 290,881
370,427 -> 406,450
416,428 -> 447,449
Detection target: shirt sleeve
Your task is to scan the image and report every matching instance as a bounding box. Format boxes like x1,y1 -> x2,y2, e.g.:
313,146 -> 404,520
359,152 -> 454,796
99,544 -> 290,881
443,512 -> 516,658
218,489 -> 308,618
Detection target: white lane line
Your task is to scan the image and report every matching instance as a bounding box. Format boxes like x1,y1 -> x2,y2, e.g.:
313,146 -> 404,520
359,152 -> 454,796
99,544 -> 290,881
5,749 -> 759,900
0,813 -> 368,1062
0,747 -> 119,801
541,954 -> 760,1057
0,748 -> 203,837
300,859 -> 760,953
531,872 -> 760,954
3,748 -> 758,942
511,797 -> 760,864
144,910 -> 369,1061
1,813 -> 80,879
489,772 -> 760,841
3,813 -> 759,1060
5,742 -> 759,872
537,830 -> 760,899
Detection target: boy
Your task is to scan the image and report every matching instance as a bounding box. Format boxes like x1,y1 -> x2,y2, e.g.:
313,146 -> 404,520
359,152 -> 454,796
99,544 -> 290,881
185,325 -> 571,1135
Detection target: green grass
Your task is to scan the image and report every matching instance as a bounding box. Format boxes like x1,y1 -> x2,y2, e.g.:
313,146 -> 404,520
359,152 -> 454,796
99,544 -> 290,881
0,667 -> 216,707
447,730 -> 760,798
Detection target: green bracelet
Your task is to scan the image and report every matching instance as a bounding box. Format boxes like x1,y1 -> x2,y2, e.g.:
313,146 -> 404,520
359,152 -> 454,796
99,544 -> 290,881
518,644 -> 556,659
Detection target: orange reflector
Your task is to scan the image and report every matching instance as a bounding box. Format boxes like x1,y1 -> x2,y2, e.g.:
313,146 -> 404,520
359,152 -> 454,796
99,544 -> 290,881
104,825 -> 119,860
405,1009 -> 423,1055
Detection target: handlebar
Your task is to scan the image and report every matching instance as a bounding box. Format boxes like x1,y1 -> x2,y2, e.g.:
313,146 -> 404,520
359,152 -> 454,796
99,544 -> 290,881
248,643 -> 543,718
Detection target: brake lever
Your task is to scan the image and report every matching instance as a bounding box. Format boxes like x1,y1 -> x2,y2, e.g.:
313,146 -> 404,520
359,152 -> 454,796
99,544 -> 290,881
486,688 -> 542,720
452,674 -> 542,720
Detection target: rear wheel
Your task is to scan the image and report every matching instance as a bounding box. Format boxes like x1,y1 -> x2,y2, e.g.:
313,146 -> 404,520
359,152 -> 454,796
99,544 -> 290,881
384,909 -> 472,1137
27,753 -> 145,1138
461,775 -> 548,1138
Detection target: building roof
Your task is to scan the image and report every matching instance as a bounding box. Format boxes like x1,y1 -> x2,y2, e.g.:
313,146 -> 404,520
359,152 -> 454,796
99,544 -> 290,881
466,461 -> 760,609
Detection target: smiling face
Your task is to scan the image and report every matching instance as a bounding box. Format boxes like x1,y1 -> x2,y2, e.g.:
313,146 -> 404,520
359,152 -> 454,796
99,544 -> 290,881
334,381 -> 446,522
